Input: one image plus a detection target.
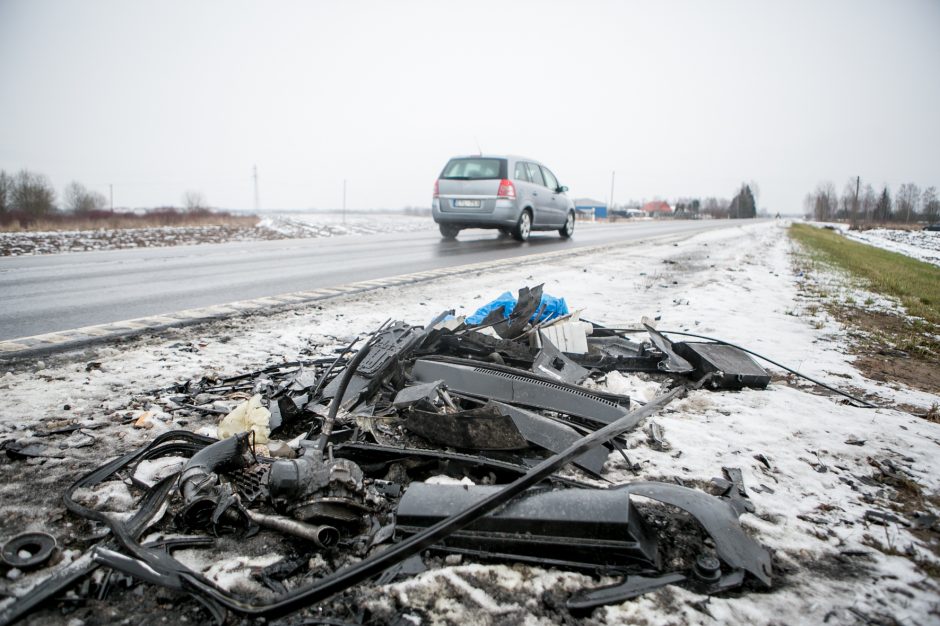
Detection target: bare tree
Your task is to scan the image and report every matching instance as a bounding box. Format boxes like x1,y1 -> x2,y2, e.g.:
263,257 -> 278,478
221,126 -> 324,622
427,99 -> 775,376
64,181 -> 86,212
64,181 -> 109,214
11,170 -> 56,216
803,193 -> 815,219
0,170 -> 11,215
702,197 -> 730,219
840,179 -> 857,222
183,190 -> 207,212
895,183 -> 921,223
812,181 -> 837,221
860,184 -> 876,223
922,186 -> 939,223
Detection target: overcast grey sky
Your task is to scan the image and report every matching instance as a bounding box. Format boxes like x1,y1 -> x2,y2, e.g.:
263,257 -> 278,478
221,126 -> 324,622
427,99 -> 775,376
1,0 -> 938,213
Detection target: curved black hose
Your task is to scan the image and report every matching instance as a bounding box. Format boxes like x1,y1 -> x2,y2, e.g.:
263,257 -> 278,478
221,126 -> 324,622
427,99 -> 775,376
310,337 -> 359,400
304,337 -> 360,440
317,337 -> 374,451
316,319 -> 391,451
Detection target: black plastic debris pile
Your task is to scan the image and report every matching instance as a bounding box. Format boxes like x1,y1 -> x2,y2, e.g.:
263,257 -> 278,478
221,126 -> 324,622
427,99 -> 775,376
0,285 -> 775,624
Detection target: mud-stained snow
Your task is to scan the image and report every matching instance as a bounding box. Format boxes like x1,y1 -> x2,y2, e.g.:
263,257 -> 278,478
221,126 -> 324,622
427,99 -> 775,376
0,221 -> 938,625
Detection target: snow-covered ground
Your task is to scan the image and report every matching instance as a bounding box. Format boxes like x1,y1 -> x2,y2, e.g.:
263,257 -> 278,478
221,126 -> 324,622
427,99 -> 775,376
0,221 -> 938,624
0,224 -> 285,256
258,211 -> 434,238
0,212 -> 435,256
845,228 -> 940,267
810,221 -> 940,267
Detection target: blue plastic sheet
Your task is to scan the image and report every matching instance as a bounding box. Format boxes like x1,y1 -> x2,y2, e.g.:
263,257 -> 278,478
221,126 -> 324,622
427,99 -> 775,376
465,292 -> 516,325
466,290 -> 569,325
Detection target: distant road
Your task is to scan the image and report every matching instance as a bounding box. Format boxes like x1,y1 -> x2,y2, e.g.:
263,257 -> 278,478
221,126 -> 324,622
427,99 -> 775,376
0,220 -> 747,340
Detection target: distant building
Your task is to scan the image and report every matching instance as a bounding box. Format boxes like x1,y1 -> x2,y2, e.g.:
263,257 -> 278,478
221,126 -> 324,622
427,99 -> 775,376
642,200 -> 673,217
574,198 -> 607,219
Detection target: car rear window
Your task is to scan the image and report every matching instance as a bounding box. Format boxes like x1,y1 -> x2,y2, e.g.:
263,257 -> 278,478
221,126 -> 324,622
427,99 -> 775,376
440,158 -> 507,180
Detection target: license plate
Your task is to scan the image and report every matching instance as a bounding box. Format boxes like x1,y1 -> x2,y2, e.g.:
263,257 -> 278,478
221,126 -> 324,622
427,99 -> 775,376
454,199 -> 481,208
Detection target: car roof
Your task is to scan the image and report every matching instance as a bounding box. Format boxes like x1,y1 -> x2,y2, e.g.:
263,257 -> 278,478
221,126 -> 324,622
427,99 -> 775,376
449,154 -> 542,165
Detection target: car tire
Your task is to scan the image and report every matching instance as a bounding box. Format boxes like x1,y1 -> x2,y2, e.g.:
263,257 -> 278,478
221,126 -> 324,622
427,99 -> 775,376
559,211 -> 575,239
439,224 -> 460,239
512,210 -> 532,242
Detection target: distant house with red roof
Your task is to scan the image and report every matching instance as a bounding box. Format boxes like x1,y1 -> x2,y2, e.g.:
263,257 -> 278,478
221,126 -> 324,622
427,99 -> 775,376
642,200 -> 673,217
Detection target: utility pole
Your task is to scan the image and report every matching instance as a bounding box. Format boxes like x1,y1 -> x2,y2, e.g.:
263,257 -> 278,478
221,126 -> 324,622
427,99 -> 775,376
608,170 -> 616,212
342,179 -> 347,224
109,184 -> 113,211
253,165 -> 260,212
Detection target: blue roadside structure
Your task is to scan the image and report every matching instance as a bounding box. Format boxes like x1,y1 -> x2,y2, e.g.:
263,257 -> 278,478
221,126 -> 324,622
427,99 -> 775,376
574,198 -> 607,219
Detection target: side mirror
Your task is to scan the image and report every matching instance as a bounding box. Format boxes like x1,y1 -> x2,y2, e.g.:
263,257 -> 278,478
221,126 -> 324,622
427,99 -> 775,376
557,186 -> 568,193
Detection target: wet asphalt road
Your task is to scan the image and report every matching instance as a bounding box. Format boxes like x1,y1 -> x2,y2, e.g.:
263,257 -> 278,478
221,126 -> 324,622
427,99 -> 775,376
0,220 -> 746,340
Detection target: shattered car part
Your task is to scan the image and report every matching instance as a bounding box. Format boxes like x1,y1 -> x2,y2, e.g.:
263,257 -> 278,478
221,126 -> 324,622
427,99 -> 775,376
332,442 -> 591,488
646,422 -> 670,451
1,532 -> 57,569
431,330 -> 534,365
229,463 -> 271,504
396,483 -> 658,567
566,572 -> 687,611
490,401 -> 608,475
473,285 -> 548,340
177,433 -> 254,532
672,342 -> 771,389
268,449 -> 370,524
536,314 -> 592,354
412,358 -> 630,426
641,319 -> 694,374
405,402 -> 529,451
245,510 -> 340,548
3,440 -> 65,460
532,335 -> 590,384
571,335 -> 664,372
615,481 -> 773,587
392,380 -> 446,409
322,321 -> 426,406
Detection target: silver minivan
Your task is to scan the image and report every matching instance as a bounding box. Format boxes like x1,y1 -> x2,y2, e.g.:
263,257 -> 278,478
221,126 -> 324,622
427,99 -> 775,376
432,155 -> 576,241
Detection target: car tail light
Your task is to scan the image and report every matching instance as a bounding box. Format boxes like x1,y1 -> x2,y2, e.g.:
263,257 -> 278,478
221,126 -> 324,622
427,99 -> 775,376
433,179 -> 439,198
497,179 -> 515,199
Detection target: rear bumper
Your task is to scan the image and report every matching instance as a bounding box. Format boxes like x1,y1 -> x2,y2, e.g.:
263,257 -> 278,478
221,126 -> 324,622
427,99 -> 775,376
432,199 -> 520,227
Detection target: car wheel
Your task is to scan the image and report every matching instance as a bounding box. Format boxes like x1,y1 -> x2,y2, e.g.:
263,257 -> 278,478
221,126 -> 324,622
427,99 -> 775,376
559,211 -> 575,239
439,224 -> 460,239
512,210 -> 532,242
